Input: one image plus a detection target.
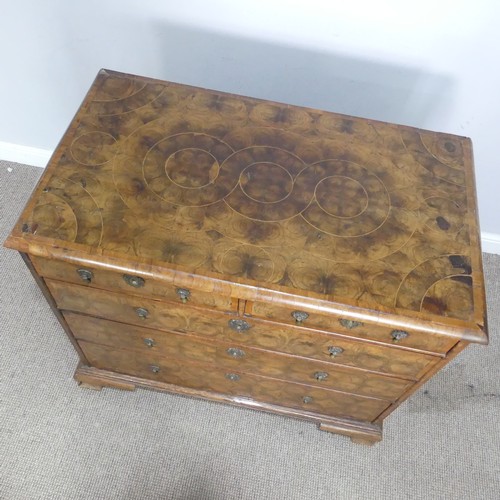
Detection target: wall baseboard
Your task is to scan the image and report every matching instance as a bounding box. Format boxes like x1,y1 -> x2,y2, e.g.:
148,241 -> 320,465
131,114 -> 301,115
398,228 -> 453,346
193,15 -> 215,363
1,141 -> 500,255
0,141 -> 52,168
481,232 -> 500,256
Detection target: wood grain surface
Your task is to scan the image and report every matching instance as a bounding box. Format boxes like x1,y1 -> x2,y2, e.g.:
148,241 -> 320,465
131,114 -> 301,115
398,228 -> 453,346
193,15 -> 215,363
3,69 -> 489,443
48,279 -> 439,379
31,255 -> 236,312
248,300 -> 457,353
78,340 -> 390,422
64,312 -> 413,400
5,69 -> 487,335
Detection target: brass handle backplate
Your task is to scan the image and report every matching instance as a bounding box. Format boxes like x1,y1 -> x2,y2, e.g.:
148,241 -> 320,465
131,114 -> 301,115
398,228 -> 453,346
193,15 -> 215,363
391,330 -> 409,342
77,268 -> 93,284
328,346 -> 344,357
227,347 -> 245,358
123,274 -> 145,288
136,307 -> 149,319
176,288 -> 191,303
143,338 -> 155,348
339,318 -> 363,329
292,310 -> 309,325
228,319 -> 251,332
314,371 -> 329,381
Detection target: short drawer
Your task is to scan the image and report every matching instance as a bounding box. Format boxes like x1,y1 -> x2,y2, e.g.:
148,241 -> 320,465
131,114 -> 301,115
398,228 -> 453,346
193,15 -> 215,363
247,301 -> 457,354
65,312 -> 413,401
78,340 -> 391,422
31,255 -> 235,312
48,280 -> 439,379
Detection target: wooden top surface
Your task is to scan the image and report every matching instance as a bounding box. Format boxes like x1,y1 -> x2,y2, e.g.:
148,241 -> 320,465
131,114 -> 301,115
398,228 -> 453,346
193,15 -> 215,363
5,69 -> 487,340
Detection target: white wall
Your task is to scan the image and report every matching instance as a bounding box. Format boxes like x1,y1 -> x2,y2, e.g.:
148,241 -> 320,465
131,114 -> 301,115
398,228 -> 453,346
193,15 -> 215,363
1,0 -> 499,246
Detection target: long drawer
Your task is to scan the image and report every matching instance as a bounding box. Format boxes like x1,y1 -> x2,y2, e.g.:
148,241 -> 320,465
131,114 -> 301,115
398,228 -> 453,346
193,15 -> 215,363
64,312 -> 413,401
247,301 -> 457,354
78,340 -> 390,422
47,279 -> 440,379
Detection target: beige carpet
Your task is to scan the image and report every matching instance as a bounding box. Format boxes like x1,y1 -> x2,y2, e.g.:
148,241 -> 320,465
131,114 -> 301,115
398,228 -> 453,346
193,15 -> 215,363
1,160 -> 499,500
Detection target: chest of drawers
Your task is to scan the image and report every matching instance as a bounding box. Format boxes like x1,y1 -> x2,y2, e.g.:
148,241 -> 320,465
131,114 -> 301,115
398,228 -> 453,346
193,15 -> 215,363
4,69 -> 488,444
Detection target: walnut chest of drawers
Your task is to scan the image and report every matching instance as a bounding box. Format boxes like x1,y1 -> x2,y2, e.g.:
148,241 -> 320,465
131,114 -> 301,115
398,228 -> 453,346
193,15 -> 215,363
4,69 -> 488,444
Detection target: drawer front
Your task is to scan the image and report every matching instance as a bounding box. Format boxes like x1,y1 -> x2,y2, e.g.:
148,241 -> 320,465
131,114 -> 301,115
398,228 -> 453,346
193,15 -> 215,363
248,302 -> 457,354
65,312 -> 412,401
31,255 -> 235,312
49,280 -> 438,379
78,340 -> 390,421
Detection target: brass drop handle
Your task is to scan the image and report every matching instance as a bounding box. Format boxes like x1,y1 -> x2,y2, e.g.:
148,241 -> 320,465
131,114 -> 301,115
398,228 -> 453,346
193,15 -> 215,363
143,338 -> 155,348
176,288 -> 191,303
391,330 -> 409,342
150,365 -> 160,373
77,268 -> 93,284
225,373 -> 240,381
136,307 -> 149,320
228,319 -> 251,332
226,347 -> 245,358
123,274 -> 145,288
328,346 -> 344,357
292,310 -> 309,325
314,371 -> 329,381
339,318 -> 363,329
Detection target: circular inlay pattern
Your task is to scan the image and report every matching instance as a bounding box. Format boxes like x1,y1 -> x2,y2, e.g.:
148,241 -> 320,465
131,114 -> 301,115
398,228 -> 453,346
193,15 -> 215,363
30,176 -> 103,245
223,146 -> 311,221
301,160 -> 390,237
315,176 -> 368,218
88,74 -> 167,116
71,132 -> 117,166
166,148 -> 219,189
240,163 -> 293,203
95,76 -> 143,101
143,132 -> 236,206
32,193 -> 78,242
113,125 -> 411,263
421,276 -> 473,320
401,130 -> 465,184
395,254 -> 472,318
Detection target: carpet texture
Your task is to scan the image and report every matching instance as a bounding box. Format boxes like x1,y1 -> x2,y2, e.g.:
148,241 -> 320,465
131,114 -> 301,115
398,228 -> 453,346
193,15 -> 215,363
1,161 -> 499,500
